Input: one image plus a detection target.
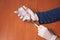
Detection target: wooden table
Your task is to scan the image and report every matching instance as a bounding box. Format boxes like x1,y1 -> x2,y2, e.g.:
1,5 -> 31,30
0,0 -> 60,40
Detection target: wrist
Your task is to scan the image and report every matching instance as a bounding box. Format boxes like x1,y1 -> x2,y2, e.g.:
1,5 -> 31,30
49,35 -> 57,40
35,13 -> 39,21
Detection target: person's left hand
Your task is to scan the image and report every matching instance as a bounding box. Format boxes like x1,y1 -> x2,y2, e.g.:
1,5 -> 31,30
14,6 -> 39,22
37,25 -> 57,40
14,6 -> 31,21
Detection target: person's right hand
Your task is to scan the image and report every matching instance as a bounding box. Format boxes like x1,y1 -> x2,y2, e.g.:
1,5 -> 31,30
34,23 -> 57,40
37,25 -> 57,40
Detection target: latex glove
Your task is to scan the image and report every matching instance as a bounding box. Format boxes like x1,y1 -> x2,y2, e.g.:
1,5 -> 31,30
14,6 -> 39,21
22,6 -> 39,21
14,6 -> 31,21
34,23 -> 57,40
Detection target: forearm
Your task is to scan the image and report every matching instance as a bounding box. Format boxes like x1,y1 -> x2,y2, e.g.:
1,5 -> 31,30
37,7 -> 60,24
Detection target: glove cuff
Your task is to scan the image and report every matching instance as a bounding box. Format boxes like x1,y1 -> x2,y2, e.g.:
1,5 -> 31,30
49,35 -> 57,40
35,13 -> 39,21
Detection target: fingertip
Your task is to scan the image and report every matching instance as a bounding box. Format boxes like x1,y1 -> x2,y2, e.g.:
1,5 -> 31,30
14,11 -> 18,14
22,6 -> 28,10
23,18 -> 25,21
20,16 -> 23,19
18,14 -> 20,17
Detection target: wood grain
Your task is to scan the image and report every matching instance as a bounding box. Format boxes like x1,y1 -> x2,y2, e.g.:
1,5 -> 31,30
0,0 -> 60,40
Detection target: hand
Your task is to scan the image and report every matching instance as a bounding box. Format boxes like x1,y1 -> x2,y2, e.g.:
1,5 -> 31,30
37,25 -> 57,40
14,6 -> 31,21
14,6 -> 39,22
22,6 -> 39,21
34,23 -> 57,40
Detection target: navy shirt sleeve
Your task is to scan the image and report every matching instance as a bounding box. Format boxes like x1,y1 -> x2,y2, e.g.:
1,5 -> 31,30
37,7 -> 60,24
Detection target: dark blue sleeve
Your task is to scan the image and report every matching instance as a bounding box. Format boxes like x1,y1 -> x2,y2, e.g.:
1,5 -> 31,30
37,7 -> 60,24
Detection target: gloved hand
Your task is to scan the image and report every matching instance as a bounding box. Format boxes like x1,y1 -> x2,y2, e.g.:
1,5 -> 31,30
14,6 -> 31,21
14,6 -> 39,22
34,23 -> 57,40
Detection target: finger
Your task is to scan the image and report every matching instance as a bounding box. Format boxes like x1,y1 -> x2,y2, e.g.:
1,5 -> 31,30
22,6 -> 28,10
20,16 -> 24,19
14,11 -> 18,14
38,25 -> 47,31
38,32 -> 44,38
22,16 -> 30,21
18,13 -> 20,17
33,23 -> 39,28
38,30 -> 45,35
22,16 -> 26,21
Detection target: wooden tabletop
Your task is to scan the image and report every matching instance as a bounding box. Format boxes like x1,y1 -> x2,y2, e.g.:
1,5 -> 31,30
0,0 -> 60,40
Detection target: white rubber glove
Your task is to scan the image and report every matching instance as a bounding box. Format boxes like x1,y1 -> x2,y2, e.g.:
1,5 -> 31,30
22,6 -> 39,21
14,6 -> 39,22
14,6 -> 31,21
34,23 -> 57,40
